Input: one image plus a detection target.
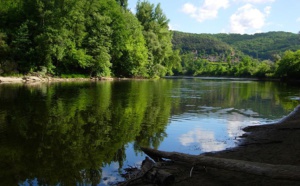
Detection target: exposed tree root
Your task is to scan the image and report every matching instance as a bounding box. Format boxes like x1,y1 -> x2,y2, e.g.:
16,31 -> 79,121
141,147 -> 300,181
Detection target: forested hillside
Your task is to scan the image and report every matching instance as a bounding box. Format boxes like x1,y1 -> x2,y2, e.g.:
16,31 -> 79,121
215,32 -> 300,61
0,0 -> 181,78
172,31 -> 240,62
172,31 -> 233,55
172,31 -> 300,61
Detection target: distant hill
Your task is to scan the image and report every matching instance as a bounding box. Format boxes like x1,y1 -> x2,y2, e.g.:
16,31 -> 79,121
172,31 -> 233,54
172,31 -> 300,61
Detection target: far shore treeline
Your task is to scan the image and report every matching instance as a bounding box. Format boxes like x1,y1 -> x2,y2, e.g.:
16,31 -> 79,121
172,31 -> 300,80
0,0 -> 300,80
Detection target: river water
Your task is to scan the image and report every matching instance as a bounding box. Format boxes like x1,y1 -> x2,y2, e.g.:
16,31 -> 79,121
0,78 -> 299,185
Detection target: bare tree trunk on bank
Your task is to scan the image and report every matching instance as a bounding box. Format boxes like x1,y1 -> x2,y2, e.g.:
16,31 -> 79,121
141,147 -> 300,181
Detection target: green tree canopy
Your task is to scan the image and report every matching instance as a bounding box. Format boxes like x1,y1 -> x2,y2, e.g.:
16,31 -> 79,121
136,0 -> 181,77
275,50 -> 300,79
0,0 -> 179,78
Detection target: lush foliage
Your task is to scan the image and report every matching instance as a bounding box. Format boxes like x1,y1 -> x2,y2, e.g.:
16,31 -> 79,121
172,31 -> 300,79
172,31 -> 233,56
215,32 -> 300,61
275,50 -> 300,79
136,1 -> 181,77
1,0 -> 299,80
172,31 -> 300,62
178,50 -> 300,80
179,53 -> 275,78
0,0 -> 180,78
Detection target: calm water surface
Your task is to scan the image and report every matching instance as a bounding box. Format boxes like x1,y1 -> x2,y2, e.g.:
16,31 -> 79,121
0,78 -> 299,185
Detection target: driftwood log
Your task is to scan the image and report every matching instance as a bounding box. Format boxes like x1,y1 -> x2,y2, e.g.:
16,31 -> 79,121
141,147 -> 300,181
141,157 -> 175,184
120,157 -> 174,185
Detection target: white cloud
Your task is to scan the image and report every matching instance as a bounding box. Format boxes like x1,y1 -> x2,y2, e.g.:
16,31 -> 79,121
234,0 -> 275,3
297,17 -> 300,22
182,3 -> 197,15
230,4 -> 271,34
264,6 -> 271,15
182,0 -> 229,22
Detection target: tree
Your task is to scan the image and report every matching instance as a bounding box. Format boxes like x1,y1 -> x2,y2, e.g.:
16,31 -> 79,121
0,32 -> 9,61
105,2 -> 149,78
275,50 -> 300,79
136,1 -> 180,77
116,0 -> 128,10
111,11 -> 149,77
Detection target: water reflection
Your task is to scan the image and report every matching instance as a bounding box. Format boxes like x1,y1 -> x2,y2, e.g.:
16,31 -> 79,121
0,78 -> 299,185
0,81 -> 173,185
179,128 -> 226,152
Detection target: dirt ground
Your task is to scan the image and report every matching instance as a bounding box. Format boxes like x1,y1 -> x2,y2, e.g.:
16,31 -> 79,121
122,105 -> 300,186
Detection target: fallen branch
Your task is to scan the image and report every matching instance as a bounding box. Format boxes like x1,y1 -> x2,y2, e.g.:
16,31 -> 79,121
120,157 -> 174,185
141,147 -> 300,181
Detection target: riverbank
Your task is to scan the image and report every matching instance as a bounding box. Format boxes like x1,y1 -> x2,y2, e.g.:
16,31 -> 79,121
121,105 -> 300,185
0,76 -> 117,84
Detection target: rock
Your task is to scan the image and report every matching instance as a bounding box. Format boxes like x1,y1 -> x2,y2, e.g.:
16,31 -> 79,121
23,76 -> 42,82
99,77 -> 114,81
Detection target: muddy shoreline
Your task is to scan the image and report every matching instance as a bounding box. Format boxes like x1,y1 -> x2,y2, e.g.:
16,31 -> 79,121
202,105 -> 300,185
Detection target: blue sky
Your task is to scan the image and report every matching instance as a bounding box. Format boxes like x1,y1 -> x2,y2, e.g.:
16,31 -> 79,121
128,0 -> 300,34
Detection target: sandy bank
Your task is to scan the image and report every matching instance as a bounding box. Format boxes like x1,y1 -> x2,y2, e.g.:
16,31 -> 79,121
0,76 -> 115,84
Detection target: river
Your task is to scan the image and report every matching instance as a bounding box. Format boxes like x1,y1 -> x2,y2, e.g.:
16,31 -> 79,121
0,78 -> 299,185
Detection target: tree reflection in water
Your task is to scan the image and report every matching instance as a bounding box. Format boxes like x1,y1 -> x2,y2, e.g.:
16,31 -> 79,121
0,81 -> 172,185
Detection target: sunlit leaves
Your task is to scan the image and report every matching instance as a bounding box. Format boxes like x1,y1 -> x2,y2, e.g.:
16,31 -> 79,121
109,6 -> 148,77
136,1 -> 180,77
0,0 -> 180,77
275,50 -> 300,79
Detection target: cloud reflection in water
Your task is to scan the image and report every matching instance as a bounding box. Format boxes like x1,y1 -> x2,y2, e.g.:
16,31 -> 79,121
179,128 -> 226,152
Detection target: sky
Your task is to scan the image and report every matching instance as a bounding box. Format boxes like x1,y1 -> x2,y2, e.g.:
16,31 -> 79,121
128,0 -> 300,34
